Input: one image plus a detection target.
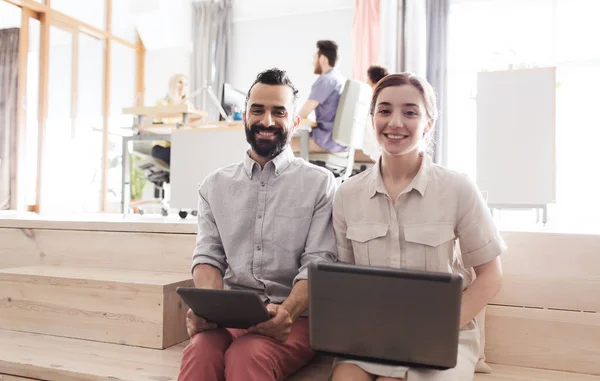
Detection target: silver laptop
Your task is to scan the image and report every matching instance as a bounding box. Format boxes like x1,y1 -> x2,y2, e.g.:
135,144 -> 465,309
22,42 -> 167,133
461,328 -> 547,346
308,262 -> 463,370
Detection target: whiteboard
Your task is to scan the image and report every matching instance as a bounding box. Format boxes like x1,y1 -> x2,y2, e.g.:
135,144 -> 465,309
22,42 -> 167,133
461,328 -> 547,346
170,128 -> 250,210
476,68 -> 556,206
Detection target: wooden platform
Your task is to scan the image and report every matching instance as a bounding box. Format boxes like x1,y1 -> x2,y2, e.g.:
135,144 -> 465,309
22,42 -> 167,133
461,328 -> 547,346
1,329 -> 598,381
1,213 -> 599,380
0,214 -> 194,273
0,329 -> 184,381
0,267 -> 192,349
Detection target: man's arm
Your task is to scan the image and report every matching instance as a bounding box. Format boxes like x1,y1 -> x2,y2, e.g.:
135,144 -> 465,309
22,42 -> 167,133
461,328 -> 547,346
186,179 -> 227,338
192,264 -> 224,289
190,178 -> 228,277
250,280 -> 308,342
298,99 -> 319,119
280,280 -> 308,321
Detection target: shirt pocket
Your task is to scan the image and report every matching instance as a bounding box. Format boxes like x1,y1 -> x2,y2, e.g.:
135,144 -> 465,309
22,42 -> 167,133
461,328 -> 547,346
274,206 -> 313,253
404,223 -> 456,273
346,223 -> 389,267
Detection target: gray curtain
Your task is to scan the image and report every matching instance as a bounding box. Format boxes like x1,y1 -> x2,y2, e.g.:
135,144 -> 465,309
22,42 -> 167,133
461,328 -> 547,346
392,0 -> 449,164
191,0 -> 232,122
0,28 -> 20,210
426,0 -> 449,165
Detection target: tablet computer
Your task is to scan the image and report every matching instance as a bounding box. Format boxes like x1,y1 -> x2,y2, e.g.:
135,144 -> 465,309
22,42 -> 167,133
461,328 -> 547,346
176,287 -> 271,329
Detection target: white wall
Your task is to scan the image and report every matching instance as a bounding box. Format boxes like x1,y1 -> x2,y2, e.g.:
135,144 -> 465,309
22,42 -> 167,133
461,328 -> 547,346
142,0 -> 354,106
138,0 -> 193,104
228,0 -> 354,104
0,2 -> 21,29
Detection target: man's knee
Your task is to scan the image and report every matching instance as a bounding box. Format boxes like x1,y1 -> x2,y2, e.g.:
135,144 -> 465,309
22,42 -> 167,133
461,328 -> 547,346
224,334 -> 277,377
184,330 -> 230,362
224,334 -> 273,365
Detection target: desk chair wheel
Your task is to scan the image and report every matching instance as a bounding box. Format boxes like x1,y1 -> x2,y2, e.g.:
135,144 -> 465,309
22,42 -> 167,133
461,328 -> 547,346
161,208 -> 169,217
179,210 -> 188,219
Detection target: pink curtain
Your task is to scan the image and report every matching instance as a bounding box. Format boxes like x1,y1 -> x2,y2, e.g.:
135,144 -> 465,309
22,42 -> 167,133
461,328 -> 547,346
352,0 -> 380,81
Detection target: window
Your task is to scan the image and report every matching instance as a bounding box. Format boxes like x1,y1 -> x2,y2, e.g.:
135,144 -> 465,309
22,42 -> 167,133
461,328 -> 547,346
42,25 -> 74,213
51,0 -> 106,30
0,1 -> 20,28
112,0 -> 137,43
24,18 -> 40,207
106,42 -> 136,209
77,34 -> 104,212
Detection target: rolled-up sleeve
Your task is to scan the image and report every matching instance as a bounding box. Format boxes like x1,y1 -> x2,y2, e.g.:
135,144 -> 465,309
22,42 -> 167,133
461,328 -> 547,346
308,76 -> 334,104
456,175 -> 507,268
294,172 -> 338,284
332,186 -> 355,264
191,178 -> 227,275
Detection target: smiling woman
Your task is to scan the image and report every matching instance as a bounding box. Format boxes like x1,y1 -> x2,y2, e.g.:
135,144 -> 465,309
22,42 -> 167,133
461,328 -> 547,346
331,72 -> 506,381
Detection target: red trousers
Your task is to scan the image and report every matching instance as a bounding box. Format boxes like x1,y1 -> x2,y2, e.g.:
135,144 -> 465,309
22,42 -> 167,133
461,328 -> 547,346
178,317 -> 315,381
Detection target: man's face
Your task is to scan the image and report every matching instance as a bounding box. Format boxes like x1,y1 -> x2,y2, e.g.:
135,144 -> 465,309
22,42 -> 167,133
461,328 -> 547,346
313,52 -> 322,75
244,83 -> 299,159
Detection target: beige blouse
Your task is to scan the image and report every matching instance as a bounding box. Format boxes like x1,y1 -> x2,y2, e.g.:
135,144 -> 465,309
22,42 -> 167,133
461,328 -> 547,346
332,154 -> 507,379
334,154 -> 506,287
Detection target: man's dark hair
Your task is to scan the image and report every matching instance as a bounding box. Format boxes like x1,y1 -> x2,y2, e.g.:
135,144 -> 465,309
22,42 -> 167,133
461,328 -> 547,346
367,65 -> 389,85
245,68 -> 299,110
316,40 -> 338,67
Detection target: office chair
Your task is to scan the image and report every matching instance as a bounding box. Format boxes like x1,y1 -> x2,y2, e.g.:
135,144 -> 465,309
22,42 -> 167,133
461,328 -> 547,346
129,141 -> 171,216
309,79 -> 373,181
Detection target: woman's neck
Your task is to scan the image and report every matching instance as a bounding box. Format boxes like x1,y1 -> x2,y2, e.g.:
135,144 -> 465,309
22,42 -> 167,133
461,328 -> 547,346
380,149 -> 423,185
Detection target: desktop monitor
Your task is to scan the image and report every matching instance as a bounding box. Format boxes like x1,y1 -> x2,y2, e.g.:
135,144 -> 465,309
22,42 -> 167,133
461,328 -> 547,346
221,83 -> 247,121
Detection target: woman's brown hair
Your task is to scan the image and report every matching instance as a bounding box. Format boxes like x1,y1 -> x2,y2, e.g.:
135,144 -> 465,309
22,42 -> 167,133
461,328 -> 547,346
369,73 -> 438,122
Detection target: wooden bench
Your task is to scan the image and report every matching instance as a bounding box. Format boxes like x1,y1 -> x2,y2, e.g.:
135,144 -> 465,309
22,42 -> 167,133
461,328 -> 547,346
1,217 -> 599,380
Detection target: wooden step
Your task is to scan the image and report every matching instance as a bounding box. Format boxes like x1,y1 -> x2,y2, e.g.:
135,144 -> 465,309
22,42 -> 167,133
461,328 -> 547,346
0,266 -> 193,349
485,305 -> 600,375
0,376 -> 37,381
476,364 -> 600,380
0,227 -> 194,273
1,329 -> 598,381
0,329 -> 183,381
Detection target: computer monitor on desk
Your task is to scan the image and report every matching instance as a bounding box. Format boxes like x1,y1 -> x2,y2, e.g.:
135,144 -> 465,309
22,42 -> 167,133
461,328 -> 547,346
221,83 -> 246,120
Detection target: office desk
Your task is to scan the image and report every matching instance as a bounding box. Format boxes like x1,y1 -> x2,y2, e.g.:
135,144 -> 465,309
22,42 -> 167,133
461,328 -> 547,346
122,104 -> 208,125
121,122 -> 311,214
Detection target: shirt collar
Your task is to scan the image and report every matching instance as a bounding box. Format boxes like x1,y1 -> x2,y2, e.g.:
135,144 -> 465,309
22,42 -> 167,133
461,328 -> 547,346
368,153 -> 432,199
243,147 -> 295,180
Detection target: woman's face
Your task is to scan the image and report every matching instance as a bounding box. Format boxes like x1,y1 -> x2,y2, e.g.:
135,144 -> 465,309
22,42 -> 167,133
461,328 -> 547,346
372,84 -> 433,157
178,77 -> 188,97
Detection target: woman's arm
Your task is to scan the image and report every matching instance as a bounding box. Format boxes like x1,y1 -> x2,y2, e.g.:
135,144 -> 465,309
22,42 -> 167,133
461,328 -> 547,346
459,257 -> 503,328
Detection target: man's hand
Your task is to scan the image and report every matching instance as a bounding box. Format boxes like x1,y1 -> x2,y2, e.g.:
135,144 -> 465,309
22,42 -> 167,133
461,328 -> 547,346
248,304 -> 293,342
186,308 -> 218,338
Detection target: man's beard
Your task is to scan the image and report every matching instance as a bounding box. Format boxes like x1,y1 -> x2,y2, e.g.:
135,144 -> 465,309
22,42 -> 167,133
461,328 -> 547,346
245,123 -> 289,159
314,62 -> 322,75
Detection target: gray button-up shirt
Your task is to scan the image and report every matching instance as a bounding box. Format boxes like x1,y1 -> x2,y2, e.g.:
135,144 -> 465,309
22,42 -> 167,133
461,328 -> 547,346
191,147 -> 337,303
